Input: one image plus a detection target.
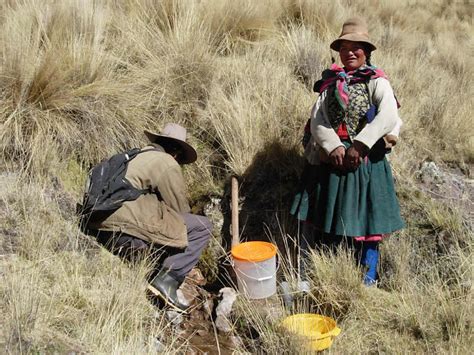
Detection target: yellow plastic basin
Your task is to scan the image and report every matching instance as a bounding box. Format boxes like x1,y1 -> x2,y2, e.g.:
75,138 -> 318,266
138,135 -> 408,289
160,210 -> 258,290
280,314 -> 341,351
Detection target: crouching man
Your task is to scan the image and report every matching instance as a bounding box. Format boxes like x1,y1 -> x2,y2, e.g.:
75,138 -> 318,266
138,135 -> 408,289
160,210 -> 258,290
86,123 -> 212,312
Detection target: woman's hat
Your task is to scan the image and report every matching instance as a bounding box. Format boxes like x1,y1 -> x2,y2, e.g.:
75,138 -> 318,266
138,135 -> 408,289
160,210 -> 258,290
330,17 -> 377,52
144,123 -> 197,164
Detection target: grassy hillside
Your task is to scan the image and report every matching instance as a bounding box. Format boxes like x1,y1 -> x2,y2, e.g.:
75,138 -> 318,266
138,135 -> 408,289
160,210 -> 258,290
1,0 -> 472,353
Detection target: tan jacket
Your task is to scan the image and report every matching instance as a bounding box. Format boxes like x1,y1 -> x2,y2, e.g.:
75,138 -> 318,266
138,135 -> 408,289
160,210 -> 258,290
306,77 -> 402,165
89,144 -> 190,248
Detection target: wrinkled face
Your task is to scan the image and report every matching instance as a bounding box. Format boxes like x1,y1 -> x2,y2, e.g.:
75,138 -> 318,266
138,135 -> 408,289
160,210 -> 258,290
339,40 -> 367,71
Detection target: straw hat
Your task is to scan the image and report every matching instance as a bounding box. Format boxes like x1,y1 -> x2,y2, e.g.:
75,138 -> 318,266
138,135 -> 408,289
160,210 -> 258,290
330,17 -> 377,52
144,123 -> 197,164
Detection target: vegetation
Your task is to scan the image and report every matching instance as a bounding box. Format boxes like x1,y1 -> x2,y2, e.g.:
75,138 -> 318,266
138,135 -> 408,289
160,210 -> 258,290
1,0 -> 472,353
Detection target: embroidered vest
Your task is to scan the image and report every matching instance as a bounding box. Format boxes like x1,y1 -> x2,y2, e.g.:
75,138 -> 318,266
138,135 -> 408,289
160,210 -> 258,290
326,81 -> 370,139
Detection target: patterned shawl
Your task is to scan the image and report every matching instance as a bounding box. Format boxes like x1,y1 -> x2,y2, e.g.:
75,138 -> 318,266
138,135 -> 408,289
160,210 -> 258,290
313,64 -> 388,111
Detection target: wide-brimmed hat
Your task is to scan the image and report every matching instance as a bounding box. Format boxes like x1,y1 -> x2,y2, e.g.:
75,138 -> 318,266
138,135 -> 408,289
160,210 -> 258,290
144,123 -> 197,164
330,17 -> 377,52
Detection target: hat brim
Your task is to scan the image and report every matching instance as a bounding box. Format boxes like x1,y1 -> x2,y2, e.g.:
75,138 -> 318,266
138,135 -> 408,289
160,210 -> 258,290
330,35 -> 377,52
144,130 -> 197,164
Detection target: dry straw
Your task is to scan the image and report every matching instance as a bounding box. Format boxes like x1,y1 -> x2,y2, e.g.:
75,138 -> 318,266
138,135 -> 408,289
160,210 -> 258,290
0,0 -> 472,353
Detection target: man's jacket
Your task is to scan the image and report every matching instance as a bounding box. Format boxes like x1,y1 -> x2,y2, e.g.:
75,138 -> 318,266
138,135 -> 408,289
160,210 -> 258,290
88,144 -> 190,248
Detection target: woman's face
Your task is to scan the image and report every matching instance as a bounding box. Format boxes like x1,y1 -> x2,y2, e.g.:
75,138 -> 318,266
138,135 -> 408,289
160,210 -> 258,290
339,40 -> 367,71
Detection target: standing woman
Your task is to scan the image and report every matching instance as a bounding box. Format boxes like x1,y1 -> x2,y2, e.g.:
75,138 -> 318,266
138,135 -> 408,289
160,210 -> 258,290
296,17 -> 404,285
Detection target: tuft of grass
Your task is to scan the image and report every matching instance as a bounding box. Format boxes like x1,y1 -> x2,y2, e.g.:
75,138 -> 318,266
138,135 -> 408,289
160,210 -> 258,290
233,230 -> 472,353
0,178 -> 176,353
0,0 -> 151,179
197,49 -> 311,176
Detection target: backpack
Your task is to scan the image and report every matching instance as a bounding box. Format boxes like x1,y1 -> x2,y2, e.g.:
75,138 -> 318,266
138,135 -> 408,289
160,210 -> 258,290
79,147 -> 158,226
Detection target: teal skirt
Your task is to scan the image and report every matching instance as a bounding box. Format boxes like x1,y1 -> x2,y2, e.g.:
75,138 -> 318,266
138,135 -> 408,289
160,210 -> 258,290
291,140 -> 405,237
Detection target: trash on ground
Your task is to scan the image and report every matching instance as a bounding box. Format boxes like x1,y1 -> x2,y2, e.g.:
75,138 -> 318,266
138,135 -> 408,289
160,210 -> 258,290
215,287 -> 237,333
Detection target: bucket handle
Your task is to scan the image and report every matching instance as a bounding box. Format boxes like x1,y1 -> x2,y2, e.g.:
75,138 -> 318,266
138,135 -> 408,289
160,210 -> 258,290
233,254 -> 280,282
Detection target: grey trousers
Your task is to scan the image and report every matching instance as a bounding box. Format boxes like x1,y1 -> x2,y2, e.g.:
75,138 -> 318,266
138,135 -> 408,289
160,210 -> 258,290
94,213 -> 212,282
162,213 -> 212,280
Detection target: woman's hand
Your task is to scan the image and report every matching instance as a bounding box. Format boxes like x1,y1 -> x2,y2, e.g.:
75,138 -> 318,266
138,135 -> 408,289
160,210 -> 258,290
344,141 -> 368,170
329,146 -> 346,169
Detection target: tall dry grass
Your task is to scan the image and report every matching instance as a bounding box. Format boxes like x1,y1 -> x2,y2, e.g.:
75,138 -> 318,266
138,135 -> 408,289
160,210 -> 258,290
0,175 -> 180,353
1,0 -> 473,353
233,216 -> 472,353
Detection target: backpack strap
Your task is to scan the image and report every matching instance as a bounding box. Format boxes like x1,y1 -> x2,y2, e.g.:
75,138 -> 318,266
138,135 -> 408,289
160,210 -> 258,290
124,147 -> 164,197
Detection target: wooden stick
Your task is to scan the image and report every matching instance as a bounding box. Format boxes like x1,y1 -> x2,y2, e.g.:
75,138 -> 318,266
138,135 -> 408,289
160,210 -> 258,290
231,176 -> 240,247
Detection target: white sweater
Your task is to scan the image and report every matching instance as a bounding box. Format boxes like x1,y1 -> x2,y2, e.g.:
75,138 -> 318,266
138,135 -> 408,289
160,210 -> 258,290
305,77 -> 402,164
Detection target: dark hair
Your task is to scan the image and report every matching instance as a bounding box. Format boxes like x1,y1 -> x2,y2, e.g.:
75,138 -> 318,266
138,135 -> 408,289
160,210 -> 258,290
363,43 -> 373,66
366,51 -> 373,66
160,140 -> 184,162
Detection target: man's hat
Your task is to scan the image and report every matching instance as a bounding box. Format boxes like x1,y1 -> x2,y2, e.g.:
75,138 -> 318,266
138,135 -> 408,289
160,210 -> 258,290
330,17 -> 377,52
144,123 -> 197,164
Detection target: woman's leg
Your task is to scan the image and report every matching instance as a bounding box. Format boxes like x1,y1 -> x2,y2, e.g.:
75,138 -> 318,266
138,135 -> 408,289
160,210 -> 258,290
359,241 -> 379,285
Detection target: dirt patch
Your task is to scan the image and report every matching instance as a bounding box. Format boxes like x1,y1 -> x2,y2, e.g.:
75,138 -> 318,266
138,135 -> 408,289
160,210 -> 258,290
416,162 -> 473,228
160,269 -> 239,354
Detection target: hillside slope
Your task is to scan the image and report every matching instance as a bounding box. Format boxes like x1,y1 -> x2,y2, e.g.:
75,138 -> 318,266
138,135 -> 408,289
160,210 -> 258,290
1,0 -> 472,353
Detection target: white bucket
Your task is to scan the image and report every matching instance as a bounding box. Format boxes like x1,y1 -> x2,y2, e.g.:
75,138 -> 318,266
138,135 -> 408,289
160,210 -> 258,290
231,241 -> 277,299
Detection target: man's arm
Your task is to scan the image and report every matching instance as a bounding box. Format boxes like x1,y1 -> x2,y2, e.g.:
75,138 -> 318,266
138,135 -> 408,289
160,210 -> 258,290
156,165 -> 191,213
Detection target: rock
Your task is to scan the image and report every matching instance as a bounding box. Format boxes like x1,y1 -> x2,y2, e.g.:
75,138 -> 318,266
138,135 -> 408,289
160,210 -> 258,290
154,338 -> 166,352
176,288 -> 191,308
166,310 -> 184,326
417,161 -> 444,184
203,197 -> 224,234
215,287 -> 237,333
415,162 -> 474,228
178,269 -> 207,307
230,335 -> 245,348
186,268 -> 207,286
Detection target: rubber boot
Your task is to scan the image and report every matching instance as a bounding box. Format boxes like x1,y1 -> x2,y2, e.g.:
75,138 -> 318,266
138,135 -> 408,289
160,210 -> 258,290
147,268 -> 188,312
361,242 -> 379,286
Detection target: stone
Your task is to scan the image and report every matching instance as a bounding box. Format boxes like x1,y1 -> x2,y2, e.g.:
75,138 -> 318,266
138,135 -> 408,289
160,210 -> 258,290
215,287 -> 237,333
417,161 -> 444,184
154,338 -> 166,352
203,197 -> 224,233
166,310 -> 184,326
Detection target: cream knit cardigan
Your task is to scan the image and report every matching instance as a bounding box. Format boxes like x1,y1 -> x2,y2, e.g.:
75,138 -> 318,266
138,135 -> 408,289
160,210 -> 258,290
304,77 -> 402,165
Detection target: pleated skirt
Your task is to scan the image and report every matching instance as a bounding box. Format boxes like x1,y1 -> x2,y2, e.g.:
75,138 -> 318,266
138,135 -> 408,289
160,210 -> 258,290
292,142 -> 405,237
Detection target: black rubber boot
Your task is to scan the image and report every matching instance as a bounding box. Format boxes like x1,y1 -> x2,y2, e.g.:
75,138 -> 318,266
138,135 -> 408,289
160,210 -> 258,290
147,268 -> 188,313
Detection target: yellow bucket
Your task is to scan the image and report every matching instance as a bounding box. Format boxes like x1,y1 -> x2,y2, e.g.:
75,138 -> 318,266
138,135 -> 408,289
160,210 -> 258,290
280,314 -> 341,351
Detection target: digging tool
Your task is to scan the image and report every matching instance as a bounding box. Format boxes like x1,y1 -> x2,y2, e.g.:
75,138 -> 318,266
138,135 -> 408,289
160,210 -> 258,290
231,176 -> 239,247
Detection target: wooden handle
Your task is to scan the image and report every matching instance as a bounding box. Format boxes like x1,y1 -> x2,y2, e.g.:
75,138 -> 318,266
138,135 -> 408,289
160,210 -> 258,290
231,176 -> 239,247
